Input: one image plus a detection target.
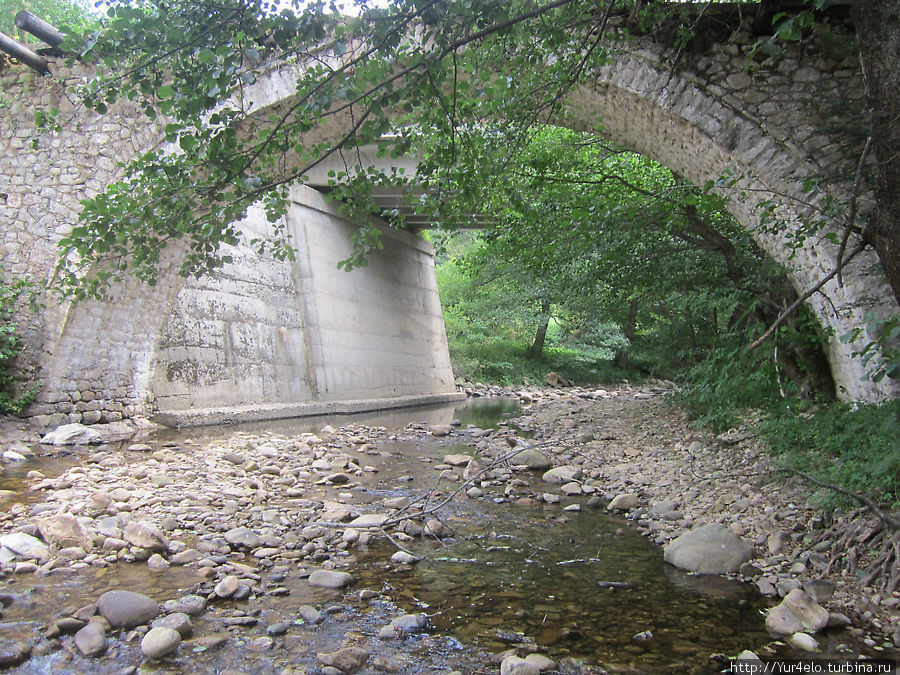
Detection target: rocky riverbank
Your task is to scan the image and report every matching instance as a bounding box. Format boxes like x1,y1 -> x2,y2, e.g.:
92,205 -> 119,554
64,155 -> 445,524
0,385 -> 897,673
466,383 -> 900,654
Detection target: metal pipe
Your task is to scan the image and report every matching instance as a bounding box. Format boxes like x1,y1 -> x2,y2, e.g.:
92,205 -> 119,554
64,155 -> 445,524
0,31 -> 49,74
14,10 -> 66,48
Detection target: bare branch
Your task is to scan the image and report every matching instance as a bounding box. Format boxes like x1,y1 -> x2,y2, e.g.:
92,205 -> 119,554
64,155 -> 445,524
747,242 -> 867,351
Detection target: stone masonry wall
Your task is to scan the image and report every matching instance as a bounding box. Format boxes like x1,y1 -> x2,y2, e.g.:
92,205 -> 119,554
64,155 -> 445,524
1,59 -> 456,427
565,18 -> 899,401
1,60 -> 168,427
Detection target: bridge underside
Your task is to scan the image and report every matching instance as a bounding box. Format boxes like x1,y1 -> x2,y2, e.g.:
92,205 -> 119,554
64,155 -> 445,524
150,184 -> 461,427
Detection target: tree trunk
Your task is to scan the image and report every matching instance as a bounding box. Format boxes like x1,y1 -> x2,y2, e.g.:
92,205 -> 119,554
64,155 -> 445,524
530,299 -> 551,358
614,299 -> 638,369
852,0 -> 900,305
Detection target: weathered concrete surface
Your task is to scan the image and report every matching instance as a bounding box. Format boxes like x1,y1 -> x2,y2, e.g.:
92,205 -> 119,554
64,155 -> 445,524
150,185 -> 456,419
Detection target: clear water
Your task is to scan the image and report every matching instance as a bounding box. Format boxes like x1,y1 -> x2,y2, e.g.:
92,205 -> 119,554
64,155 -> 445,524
0,398 -> 877,673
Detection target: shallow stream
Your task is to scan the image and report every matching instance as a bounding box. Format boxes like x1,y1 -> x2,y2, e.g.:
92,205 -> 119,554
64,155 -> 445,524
0,397 -> 873,673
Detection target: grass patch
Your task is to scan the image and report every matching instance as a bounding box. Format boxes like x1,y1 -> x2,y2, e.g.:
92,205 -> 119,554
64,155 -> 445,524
758,399 -> 900,508
448,336 -> 632,386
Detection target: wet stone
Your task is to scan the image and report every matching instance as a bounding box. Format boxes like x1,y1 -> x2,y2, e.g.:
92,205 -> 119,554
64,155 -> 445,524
74,622 -> 107,657
96,590 -> 160,629
266,621 -> 291,636
141,626 -> 181,659
317,646 -> 370,673
247,636 -> 275,652
299,605 -> 325,625
389,613 -> 427,633
0,638 -> 32,667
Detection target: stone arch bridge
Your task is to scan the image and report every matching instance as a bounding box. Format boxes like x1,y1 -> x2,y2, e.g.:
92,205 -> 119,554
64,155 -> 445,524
1,11 -> 897,427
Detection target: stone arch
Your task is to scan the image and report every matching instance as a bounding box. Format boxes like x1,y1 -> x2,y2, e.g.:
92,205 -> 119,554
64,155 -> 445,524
561,44 -> 898,401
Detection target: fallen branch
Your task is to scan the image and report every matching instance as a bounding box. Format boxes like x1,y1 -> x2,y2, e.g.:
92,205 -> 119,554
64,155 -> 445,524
837,135 -> 872,288
780,465 -> 900,531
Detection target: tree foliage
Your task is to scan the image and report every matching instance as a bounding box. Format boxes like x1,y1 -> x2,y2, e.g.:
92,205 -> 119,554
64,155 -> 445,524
433,126 -> 834,422
0,268 -> 38,414
49,0 -> 620,297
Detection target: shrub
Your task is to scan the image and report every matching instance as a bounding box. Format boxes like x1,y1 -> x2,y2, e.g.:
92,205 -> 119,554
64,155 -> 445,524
759,399 -> 900,508
0,268 -> 38,414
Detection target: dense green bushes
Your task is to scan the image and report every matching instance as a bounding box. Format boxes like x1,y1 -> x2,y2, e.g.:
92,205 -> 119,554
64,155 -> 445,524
759,400 -> 900,508
0,268 -> 38,415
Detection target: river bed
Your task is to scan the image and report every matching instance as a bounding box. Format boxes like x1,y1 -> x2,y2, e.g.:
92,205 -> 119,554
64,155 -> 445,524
0,393 -> 887,673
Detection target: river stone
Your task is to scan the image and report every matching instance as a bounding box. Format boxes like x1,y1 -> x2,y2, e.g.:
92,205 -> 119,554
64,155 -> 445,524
443,453 -> 472,466
37,513 -> 91,549
803,579 -> 835,603
123,521 -> 168,552
429,425 -> 452,437
151,612 -> 193,637
735,651 -> 763,663
0,532 -> 50,562
663,523 -> 753,574
141,626 -> 181,659
788,632 -> 819,652
163,594 -> 207,616
74,622 -> 107,656
391,550 -> 420,564
40,423 -> 103,446
541,466 -> 582,484
169,548 -> 202,565
308,570 -> 354,589
765,589 -> 829,636
347,514 -> 388,528
390,613 -> 427,633
0,638 -> 31,667
607,493 -> 640,511
524,654 -> 556,671
214,575 -> 242,598
383,497 -> 409,510
224,527 -> 261,549
298,605 -> 325,625
501,655 -> 540,675
560,482 -> 583,495
516,449 -> 552,471
317,647 -> 370,673
97,590 -> 160,629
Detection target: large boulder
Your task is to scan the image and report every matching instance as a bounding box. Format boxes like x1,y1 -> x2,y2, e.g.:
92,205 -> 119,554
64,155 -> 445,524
765,589 -> 829,636
39,423 -> 103,446
96,590 -> 160,629
515,449 -> 552,471
37,513 -> 92,549
541,466 -> 582,484
663,523 -> 753,575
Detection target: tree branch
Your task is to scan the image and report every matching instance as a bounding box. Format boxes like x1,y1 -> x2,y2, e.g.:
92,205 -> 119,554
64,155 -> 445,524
747,242 -> 867,351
